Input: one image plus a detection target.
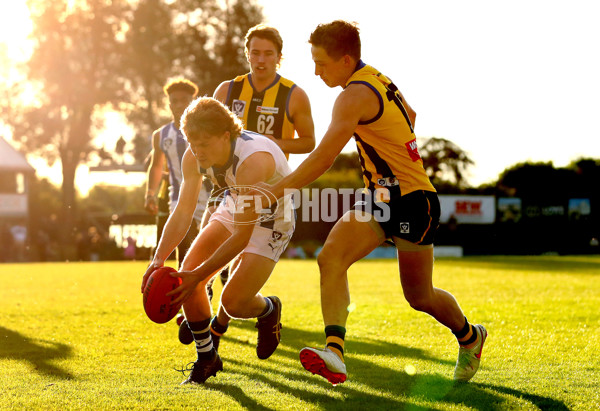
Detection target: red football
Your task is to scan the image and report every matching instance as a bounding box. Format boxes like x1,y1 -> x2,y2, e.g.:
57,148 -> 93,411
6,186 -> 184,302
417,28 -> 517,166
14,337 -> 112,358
143,266 -> 183,324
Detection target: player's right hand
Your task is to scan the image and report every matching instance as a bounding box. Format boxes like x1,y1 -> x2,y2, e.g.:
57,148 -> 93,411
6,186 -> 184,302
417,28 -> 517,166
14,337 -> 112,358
144,194 -> 158,215
141,261 -> 163,293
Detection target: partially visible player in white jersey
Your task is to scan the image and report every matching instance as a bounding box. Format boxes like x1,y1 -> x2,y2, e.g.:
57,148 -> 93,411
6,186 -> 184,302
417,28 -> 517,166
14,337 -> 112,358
141,97 -> 294,384
145,79 -> 211,268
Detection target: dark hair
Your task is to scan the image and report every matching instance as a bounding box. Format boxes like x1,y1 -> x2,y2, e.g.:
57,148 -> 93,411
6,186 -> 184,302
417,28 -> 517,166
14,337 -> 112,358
309,20 -> 361,60
163,78 -> 199,98
245,24 -> 283,56
181,97 -> 243,142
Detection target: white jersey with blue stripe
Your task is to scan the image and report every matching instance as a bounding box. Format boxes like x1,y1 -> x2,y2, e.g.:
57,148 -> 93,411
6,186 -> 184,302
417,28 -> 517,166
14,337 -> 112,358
159,122 -> 209,222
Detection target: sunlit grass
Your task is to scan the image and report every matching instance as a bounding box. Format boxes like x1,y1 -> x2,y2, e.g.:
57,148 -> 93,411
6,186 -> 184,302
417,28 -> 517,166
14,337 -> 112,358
1,256 -> 599,409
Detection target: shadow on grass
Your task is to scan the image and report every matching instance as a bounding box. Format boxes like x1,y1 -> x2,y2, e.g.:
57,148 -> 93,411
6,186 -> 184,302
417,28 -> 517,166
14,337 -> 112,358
204,382 -> 272,411
0,326 -> 74,379
208,321 -> 567,410
473,383 -> 570,411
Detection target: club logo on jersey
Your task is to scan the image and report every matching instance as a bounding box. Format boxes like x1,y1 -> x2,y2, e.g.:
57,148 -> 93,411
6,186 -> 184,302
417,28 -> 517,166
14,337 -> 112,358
256,106 -> 279,114
405,138 -> 421,162
232,100 -> 247,118
399,222 -> 410,234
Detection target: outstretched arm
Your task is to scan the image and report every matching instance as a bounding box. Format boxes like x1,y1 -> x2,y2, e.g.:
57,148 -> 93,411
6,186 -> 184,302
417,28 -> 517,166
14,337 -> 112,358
268,83 -> 376,198
141,147 -> 202,291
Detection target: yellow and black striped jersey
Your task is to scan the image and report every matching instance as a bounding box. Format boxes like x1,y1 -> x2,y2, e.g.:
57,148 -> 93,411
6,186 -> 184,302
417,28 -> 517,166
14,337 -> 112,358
224,73 -> 296,150
347,61 -> 435,197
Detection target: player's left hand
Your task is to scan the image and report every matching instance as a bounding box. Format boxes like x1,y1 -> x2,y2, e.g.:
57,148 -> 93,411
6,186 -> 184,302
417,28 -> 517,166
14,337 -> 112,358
166,269 -> 203,305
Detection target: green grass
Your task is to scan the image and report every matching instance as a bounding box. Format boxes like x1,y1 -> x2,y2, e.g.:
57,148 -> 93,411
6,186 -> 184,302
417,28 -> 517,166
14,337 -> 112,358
1,256 -> 599,410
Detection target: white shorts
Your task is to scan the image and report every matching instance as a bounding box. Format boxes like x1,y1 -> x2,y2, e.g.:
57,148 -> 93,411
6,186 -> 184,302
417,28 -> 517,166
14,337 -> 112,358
208,202 -> 295,262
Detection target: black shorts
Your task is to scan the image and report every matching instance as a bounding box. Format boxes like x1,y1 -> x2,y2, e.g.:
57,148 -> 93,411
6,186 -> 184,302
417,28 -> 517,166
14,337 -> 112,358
353,189 -> 440,245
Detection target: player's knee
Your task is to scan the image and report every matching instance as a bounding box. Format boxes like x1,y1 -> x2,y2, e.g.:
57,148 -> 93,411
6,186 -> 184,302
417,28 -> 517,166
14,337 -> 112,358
317,246 -> 346,273
220,299 -> 242,318
219,292 -> 245,318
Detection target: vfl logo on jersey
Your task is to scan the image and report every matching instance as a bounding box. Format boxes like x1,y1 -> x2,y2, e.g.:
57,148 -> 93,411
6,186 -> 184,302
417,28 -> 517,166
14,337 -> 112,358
399,222 -> 410,234
405,138 -> 421,162
162,137 -> 173,150
231,100 -> 247,118
256,106 -> 279,114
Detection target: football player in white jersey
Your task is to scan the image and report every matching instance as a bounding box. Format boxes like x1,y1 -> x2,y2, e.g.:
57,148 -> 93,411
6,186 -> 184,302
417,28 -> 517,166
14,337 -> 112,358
141,97 -> 294,384
144,79 -> 211,267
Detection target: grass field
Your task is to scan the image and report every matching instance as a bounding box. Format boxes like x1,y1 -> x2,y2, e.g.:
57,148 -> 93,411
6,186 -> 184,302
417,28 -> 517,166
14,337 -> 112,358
1,255 -> 599,410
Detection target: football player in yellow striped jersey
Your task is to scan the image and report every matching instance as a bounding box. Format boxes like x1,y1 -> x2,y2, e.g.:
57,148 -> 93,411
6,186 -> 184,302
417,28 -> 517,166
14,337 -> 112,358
213,24 -> 315,156
258,20 -> 486,385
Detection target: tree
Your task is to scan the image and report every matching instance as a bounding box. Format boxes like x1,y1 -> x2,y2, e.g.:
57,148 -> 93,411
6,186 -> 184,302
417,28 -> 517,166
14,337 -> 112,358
122,0 -> 263,156
497,158 -> 600,200
1,0 -> 263,250
4,0 -> 130,246
496,161 -> 577,199
419,137 -> 474,189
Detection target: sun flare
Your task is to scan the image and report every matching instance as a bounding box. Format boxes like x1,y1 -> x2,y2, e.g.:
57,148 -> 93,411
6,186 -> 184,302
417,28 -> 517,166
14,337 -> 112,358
0,2 -> 33,62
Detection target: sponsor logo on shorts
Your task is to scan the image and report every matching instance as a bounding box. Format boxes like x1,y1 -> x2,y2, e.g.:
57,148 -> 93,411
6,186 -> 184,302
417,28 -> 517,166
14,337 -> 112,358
232,100 -> 246,117
268,231 -> 284,252
271,231 -> 283,242
256,106 -> 279,114
400,222 -> 410,234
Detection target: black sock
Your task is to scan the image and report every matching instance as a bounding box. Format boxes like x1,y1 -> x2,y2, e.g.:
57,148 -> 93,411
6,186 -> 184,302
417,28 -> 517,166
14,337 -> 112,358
452,317 -> 477,346
188,318 -> 214,360
210,316 -> 228,336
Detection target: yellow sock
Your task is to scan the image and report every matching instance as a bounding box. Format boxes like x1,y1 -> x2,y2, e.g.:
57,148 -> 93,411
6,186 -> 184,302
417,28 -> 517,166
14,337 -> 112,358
325,325 -> 346,362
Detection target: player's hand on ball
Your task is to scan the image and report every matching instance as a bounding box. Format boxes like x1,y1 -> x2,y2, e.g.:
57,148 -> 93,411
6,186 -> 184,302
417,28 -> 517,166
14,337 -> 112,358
166,270 -> 201,305
141,261 -> 163,293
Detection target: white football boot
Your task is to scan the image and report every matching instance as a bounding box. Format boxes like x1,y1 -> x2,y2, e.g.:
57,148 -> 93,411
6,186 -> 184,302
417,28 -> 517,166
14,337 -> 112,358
454,324 -> 487,382
300,347 -> 347,385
